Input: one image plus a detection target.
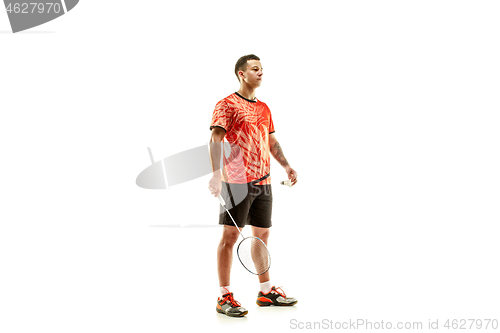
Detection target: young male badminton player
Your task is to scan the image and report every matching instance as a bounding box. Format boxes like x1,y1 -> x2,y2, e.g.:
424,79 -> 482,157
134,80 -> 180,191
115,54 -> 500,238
208,54 -> 298,317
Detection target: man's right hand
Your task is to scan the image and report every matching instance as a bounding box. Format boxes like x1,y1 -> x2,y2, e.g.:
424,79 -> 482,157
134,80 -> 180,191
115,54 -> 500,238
208,173 -> 222,197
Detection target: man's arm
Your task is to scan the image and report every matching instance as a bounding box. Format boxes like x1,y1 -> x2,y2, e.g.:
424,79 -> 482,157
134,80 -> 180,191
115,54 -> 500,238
209,127 -> 225,173
208,127 -> 226,196
269,133 -> 289,169
269,133 -> 298,185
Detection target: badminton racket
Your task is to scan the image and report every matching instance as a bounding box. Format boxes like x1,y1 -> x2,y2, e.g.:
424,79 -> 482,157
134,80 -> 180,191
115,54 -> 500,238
217,194 -> 271,275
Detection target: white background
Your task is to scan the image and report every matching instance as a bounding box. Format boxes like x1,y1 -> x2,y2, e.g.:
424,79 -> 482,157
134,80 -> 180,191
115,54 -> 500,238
1,1 -> 499,332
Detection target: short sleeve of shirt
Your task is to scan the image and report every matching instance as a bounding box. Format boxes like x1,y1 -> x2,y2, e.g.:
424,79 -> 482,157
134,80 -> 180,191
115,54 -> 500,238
210,100 -> 232,132
269,111 -> 275,134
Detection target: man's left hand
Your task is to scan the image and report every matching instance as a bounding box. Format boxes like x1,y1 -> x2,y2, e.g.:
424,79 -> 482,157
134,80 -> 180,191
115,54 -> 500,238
285,166 -> 298,186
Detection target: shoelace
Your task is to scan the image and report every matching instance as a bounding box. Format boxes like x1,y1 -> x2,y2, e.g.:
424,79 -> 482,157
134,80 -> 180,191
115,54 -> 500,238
221,293 -> 241,308
274,286 -> 287,298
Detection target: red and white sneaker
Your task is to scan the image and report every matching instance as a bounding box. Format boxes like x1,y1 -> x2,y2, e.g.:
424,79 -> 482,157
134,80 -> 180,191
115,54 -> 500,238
216,292 -> 248,317
256,286 -> 298,306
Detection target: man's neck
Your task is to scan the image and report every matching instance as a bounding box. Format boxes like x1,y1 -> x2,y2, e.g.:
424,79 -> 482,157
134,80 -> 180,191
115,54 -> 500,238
236,86 -> 256,101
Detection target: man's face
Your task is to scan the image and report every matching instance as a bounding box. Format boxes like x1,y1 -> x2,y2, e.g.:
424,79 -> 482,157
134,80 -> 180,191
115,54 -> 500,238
240,60 -> 263,87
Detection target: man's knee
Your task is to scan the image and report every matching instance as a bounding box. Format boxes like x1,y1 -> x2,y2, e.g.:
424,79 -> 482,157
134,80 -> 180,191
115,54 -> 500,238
221,226 -> 240,246
253,227 -> 270,241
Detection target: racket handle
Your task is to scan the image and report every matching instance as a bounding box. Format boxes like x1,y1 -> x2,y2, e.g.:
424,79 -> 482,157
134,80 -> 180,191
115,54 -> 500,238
217,194 -> 226,207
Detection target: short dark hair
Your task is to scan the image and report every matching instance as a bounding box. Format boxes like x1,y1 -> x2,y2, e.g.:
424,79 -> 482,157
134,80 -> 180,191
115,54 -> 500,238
235,54 -> 260,82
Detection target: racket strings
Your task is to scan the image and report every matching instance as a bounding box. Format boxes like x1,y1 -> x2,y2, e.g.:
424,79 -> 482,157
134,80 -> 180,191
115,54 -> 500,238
237,237 -> 271,275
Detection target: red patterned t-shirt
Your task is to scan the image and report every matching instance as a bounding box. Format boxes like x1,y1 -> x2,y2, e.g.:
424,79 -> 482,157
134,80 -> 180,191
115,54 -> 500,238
210,92 -> 275,185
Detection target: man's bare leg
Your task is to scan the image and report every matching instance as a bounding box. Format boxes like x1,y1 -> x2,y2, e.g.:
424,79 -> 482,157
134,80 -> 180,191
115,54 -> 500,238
251,226 -> 271,283
217,225 -> 240,287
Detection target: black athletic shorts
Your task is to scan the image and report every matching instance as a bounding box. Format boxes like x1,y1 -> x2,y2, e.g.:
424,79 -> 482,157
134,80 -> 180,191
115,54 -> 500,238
219,181 -> 273,228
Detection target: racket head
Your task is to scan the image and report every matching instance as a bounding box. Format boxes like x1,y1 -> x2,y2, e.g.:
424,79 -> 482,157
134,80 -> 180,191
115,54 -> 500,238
236,236 -> 271,275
